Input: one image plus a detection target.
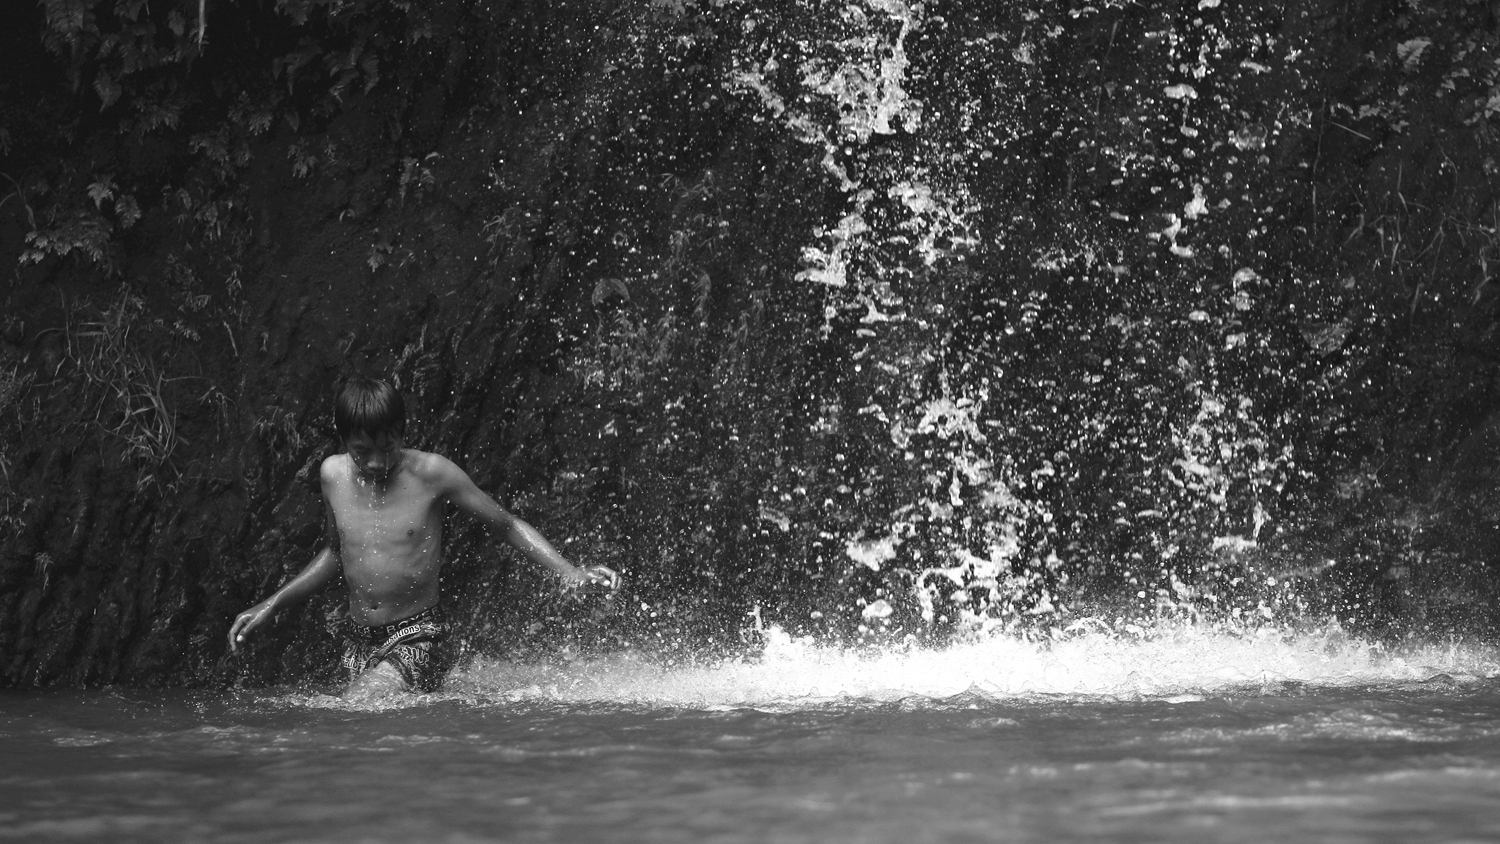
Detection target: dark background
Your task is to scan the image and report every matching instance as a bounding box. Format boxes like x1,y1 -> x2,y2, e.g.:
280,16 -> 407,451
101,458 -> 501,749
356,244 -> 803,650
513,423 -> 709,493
2,0 -> 1498,687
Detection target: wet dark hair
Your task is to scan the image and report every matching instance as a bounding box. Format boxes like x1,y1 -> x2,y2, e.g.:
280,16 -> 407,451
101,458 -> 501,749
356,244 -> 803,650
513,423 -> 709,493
334,376 -> 406,442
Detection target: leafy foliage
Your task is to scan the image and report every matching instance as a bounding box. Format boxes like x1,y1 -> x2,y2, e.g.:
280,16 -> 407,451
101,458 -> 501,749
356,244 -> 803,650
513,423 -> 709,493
65,289 -> 181,484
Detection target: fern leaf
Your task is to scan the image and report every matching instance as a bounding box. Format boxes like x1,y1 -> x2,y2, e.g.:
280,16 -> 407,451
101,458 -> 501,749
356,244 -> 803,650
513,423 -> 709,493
361,55 -> 380,94
93,69 -> 121,110
87,176 -> 116,208
43,0 -> 89,44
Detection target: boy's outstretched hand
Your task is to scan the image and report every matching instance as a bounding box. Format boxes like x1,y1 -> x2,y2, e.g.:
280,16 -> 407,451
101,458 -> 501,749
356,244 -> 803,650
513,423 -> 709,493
567,564 -> 620,596
228,600 -> 277,654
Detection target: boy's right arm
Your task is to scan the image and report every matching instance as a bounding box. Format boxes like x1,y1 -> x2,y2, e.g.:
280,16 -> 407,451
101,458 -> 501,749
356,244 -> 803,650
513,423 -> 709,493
227,490 -> 341,654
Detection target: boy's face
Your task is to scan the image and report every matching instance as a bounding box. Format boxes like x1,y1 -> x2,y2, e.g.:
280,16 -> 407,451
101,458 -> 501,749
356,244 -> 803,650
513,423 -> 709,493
345,430 -> 403,483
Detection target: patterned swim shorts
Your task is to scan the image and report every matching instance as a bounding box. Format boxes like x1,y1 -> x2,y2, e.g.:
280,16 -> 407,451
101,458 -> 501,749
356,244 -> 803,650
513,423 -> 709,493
342,604 -> 452,692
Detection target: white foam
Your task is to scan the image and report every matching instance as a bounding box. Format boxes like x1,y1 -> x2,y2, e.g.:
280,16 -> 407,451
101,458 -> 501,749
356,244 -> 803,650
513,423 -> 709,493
441,623 -> 1500,709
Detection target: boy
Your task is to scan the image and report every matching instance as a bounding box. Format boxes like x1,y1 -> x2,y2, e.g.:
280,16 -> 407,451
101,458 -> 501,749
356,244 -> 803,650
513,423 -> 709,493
228,376 -> 617,694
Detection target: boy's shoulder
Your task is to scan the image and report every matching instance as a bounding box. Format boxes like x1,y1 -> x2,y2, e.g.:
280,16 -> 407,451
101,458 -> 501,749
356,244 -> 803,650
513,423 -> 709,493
319,452 -> 350,478
402,449 -> 461,481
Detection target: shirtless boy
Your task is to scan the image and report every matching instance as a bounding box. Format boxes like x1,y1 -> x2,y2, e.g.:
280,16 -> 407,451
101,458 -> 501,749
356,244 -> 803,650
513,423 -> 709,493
228,376 -> 617,694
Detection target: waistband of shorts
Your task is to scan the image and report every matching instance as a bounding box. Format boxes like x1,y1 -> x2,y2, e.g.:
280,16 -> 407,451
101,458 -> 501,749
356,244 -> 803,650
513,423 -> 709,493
360,604 -> 445,642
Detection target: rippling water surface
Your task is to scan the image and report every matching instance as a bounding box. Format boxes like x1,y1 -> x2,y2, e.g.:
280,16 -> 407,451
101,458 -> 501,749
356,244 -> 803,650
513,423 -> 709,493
6,628 -> 1500,843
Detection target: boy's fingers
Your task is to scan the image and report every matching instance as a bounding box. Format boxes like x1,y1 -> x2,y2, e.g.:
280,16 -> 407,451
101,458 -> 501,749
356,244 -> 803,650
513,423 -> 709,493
569,571 -> 607,595
228,612 -> 259,652
564,567 -> 619,598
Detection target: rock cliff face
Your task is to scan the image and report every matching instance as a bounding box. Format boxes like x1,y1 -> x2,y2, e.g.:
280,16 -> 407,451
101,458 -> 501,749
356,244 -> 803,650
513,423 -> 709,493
3,0 -> 1500,687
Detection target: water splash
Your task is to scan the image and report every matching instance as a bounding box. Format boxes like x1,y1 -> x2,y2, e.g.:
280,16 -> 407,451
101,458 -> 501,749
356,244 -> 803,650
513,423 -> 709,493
290,623 -> 1500,712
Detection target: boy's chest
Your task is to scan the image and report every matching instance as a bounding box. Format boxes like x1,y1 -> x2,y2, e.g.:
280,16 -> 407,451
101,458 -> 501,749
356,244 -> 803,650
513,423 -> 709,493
330,483 -> 442,545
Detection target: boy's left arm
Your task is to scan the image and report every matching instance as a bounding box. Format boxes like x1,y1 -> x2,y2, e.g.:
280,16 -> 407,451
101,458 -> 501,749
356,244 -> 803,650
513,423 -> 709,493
437,457 -> 618,592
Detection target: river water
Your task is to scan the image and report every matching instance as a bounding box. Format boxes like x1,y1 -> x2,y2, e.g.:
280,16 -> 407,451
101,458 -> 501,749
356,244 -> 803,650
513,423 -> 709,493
5,626 -> 1500,843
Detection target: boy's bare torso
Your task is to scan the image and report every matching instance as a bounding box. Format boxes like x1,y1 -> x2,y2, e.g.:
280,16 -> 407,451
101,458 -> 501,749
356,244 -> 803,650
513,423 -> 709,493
229,408 -> 616,682
324,449 -> 447,626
